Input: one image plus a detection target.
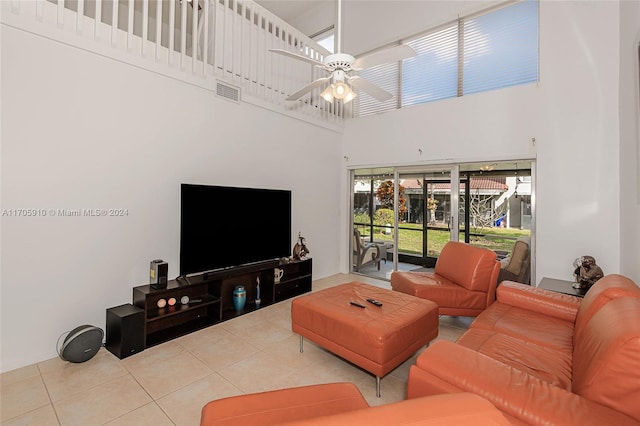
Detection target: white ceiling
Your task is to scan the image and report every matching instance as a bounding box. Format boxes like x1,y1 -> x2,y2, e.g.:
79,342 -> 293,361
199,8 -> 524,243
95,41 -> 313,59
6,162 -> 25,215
255,0 -> 332,26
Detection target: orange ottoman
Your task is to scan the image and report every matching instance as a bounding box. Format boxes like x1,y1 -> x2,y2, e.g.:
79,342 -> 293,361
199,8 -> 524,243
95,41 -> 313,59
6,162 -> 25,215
291,282 -> 439,397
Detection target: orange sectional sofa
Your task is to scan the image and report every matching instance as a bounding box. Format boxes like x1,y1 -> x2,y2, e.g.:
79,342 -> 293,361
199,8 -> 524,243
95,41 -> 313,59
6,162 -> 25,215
407,274 -> 640,425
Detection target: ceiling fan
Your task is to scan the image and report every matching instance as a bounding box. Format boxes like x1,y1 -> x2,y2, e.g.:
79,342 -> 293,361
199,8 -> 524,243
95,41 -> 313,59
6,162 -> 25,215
269,0 -> 416,104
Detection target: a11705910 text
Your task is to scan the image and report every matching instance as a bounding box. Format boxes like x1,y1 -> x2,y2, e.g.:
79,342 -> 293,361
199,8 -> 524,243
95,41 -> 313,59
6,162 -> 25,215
1,208 -> 129,217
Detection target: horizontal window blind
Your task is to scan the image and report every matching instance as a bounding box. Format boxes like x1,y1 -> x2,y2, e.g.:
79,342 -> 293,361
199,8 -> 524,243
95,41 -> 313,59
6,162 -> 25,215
354,0 -> 539,117
356,62 -> 399,117
402,24 -> 458,106
463,0 -> 539,95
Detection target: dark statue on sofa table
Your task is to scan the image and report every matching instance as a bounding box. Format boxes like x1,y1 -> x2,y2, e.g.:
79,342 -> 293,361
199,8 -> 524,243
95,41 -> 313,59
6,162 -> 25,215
572,255 -> 604,290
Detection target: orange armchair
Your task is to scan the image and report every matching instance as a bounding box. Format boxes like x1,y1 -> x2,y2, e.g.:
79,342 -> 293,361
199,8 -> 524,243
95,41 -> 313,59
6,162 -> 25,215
391,241 -> 500,316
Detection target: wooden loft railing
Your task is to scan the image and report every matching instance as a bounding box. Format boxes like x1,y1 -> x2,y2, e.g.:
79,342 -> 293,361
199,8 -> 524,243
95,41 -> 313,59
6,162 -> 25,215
2,0 -> 347,124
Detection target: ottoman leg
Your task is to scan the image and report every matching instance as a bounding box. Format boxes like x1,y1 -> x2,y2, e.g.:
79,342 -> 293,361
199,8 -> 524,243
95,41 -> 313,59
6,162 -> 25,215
300,335 -> 304,353
376,376 -> 381,398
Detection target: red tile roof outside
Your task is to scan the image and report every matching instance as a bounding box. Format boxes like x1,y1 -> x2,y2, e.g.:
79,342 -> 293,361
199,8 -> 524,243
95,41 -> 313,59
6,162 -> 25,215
399,177 -> 508,191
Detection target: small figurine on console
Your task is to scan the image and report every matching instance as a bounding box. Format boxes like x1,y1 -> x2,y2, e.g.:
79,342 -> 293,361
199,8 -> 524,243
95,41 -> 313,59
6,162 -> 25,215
292,232 -> 309,261
572,255 -> 604,290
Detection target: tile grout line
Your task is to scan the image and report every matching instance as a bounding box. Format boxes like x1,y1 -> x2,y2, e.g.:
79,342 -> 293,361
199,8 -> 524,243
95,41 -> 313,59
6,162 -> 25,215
36,362 -> 62,426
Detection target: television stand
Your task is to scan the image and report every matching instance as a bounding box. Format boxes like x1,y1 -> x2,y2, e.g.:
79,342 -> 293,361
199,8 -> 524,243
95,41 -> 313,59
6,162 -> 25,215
132,257 -> 312,347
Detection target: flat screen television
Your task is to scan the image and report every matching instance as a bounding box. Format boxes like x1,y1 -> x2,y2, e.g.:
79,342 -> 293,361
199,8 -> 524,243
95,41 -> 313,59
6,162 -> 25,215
180,184 -> 292,276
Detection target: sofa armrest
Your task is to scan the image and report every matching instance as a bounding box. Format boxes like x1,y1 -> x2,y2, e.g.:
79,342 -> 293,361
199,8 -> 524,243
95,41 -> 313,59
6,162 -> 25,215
497,281 -> 581,322
201,382 -> 368,425
410,341 -> 638,425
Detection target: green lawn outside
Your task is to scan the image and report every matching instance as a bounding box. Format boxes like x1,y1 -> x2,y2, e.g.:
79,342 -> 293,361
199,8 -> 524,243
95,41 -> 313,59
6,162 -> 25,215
357,223 -> 530,257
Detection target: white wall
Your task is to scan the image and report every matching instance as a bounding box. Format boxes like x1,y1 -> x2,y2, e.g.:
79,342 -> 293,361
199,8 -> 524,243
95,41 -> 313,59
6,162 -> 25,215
619,0 -> 640,282
0,26 -> 342,372
342,0 -> 624,283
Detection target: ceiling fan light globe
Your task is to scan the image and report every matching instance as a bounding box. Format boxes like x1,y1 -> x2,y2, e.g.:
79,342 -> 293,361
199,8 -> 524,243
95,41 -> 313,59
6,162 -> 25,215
320,85 -> 334,102
333,82 -> 349,99
343,90 -> 357,104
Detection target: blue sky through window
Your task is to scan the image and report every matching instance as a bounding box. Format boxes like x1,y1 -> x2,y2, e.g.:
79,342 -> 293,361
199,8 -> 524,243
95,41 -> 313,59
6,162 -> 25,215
402,25 -> 458,106
463,0 -> 538,95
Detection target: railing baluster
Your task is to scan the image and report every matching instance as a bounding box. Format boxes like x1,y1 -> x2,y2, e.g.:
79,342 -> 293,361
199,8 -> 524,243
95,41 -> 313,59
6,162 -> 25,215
224,0 -> 230,78
231,0 -> 236,81
238,0 -> 243,83
279,26 -> 285,100
202,0 -> 210,76
35,0 -> 44,21
264,17 -> 273,99
212,0 -> 218,75
221,0 -> 227,77
169,0 -> 175,65
127,0 -> 134,51
57,0 -> 64,27
181,0 -> 187,69
77,0 -> 84,33
247,5 -> 253,90
142,0 -> 148,56
111,0 -> 118,45
260,15 -> 266,97
192,0 -> 198,73
95,0 -> 102,39
248,6 -> 255,92
156,0 -> 163,62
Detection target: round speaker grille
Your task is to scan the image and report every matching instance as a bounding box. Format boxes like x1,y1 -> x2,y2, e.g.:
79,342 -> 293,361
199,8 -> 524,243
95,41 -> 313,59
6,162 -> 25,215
58,325 -> 104,363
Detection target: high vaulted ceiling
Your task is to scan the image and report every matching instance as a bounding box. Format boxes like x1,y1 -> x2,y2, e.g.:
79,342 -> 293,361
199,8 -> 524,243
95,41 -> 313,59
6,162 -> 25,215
254,0 -> 502,56
255,0 -> 331,26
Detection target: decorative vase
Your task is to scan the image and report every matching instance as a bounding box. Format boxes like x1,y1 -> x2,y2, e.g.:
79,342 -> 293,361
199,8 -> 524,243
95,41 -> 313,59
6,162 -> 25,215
233,285 -> 246,311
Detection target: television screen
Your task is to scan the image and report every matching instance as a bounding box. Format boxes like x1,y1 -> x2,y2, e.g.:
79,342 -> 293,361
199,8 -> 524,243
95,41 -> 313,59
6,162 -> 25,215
180,184 -> 292,276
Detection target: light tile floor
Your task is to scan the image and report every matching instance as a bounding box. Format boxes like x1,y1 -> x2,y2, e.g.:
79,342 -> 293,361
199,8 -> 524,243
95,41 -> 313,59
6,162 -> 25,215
0,273 -> 472,426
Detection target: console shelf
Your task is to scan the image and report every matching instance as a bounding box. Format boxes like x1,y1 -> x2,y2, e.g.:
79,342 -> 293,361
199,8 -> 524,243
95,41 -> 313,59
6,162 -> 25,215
146,294 -> 221,321
133,257 -> 312,347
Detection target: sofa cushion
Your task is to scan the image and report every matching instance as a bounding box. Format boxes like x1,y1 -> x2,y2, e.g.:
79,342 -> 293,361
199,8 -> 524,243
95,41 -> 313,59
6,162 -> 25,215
457,328 -> 572,390
470,302 -> 574,352
434,241 -> 498,292
572,295 -> 640,421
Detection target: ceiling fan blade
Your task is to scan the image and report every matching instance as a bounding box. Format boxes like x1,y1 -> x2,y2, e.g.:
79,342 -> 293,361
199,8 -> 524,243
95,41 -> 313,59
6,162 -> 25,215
269,49 -> 325,67
353,44 -> 416,70
286,77 -> 331,101
348,76 -> 393,102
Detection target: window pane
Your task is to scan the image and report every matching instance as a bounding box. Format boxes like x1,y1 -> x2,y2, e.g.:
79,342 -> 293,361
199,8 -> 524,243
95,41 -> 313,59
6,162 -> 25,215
463,0 -> 538,95
402,24 -> 458,106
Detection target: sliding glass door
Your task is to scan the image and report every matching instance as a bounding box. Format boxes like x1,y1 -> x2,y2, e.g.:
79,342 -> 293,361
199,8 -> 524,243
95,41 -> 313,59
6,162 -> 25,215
396,167 -> 457,267
350,161 -> 533,281
458,164 -> 532,258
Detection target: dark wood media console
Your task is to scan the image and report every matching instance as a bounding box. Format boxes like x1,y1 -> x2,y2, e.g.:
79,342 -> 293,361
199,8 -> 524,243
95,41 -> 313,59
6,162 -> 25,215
133,257 -> 312,347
